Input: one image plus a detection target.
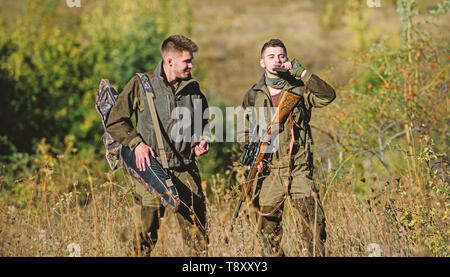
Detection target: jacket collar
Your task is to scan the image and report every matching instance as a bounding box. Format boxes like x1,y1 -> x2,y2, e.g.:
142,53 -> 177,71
252,74 -> 266,91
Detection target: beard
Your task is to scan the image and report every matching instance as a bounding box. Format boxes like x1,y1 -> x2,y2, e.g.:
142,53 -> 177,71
177,69 -> 191,80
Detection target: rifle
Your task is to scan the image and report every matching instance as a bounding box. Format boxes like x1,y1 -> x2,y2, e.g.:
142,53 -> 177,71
241,121 -> 258,166
231,89 -> 302,230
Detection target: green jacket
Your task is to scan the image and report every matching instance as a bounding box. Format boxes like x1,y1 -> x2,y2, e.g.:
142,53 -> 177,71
106,61 -> 209,168
240,66 -> 336,171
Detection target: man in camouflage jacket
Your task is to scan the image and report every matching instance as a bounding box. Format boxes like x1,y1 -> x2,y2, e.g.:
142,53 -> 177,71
239,39 -> 336,257
106,35 -> 210,256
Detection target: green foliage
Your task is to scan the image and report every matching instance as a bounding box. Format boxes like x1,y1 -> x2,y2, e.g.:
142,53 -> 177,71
0,0 -> 190,155
0,2 -> 87,153
318,0 -> 449,255
73,0 -> 168,147
331,0 -> 448,177
197,101 -> 241,186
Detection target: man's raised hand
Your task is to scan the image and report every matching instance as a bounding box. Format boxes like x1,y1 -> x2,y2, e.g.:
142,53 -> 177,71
281,60 -> 292,70
194,140 -> 209,157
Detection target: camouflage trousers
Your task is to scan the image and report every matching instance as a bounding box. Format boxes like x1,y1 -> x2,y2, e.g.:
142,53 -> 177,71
132,163 -> 209,257
253,164 -> 327,257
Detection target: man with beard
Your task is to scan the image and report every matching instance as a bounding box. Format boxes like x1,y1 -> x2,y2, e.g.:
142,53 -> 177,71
240,39 -> 336,256
106,35 -> 210,256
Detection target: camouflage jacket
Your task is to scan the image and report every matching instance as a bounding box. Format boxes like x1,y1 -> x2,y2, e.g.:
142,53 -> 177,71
106,61 -> 209,168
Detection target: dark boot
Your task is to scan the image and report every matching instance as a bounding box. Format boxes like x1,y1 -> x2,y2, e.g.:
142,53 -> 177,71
133,194 -> 163,257
256,205 -> 285,257
292,194 -> 327,257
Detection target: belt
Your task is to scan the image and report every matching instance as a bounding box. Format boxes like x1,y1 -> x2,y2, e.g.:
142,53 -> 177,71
157,151 -> 192,161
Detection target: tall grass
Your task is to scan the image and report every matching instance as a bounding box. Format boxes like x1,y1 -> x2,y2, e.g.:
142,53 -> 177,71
0,135 -> 447,257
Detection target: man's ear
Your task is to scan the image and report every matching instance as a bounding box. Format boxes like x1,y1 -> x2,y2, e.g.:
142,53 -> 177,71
166,56 -> 173,66
259,58 -> 266,69
162,53 -> 173,67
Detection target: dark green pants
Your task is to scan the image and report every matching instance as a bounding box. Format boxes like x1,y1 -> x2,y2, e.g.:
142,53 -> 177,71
256,195 -> 327,257
133,164 -> 209,256
254,166 -> 327,257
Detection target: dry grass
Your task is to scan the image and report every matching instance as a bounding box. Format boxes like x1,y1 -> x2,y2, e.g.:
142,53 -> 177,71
0,147 -> 447,257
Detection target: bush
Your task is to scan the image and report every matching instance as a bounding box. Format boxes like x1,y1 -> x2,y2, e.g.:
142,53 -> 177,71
0,0 -> 191,155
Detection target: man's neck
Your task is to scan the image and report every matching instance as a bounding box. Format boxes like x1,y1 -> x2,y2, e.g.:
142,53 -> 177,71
267,86 -> 282,96
265,70 -> 284,96
162,62 -> 178,86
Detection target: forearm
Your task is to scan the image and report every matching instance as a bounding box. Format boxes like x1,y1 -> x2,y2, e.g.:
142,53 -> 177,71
289,59 -> 336,105
106,119 -> 142,150
105,76 -> 143,150
304,73 -> 336,103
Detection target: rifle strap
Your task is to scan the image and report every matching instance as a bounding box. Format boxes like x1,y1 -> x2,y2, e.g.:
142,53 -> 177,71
248,89 -> 257,107
288,112 -> 295,181
136,73 -> 170,170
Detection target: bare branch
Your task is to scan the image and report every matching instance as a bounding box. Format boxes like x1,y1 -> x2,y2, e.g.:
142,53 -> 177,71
384,127 -> 419,148
310,124 -> 349,151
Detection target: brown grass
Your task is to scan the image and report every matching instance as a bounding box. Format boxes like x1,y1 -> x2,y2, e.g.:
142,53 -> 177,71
1,147 -> 447,257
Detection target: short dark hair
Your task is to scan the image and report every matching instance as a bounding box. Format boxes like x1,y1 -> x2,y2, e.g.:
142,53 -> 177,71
161,35 -> 198,56
260,39 -> 287,57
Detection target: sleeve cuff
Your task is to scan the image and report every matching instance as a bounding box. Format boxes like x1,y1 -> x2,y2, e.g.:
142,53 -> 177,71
128,136 -> 142,150
289,59 -> 307,79
300,70 -> 313,83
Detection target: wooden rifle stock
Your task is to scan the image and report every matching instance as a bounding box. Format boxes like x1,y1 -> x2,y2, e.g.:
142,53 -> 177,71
231,90 -> 301,229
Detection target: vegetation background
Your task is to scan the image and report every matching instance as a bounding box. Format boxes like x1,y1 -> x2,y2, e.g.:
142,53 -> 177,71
0,0 -> 448,257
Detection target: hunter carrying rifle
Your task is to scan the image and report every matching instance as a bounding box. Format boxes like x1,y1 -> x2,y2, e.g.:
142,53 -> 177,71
232,88 -> 302,228
237,39 -> 336,257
